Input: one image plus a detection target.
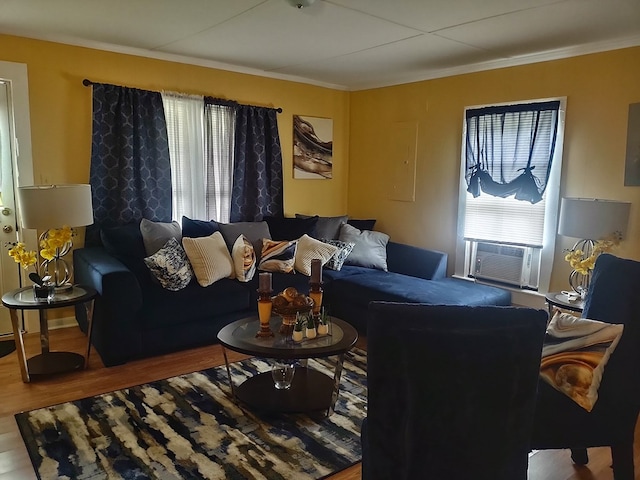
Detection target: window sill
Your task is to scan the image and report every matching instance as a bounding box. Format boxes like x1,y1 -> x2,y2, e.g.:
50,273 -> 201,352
452,274 -> 546,310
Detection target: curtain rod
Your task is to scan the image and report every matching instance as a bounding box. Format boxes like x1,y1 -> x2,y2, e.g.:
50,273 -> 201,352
82,78 -> 283,113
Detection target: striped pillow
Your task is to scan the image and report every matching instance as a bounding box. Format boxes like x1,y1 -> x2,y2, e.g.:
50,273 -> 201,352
182,231 -> 234,287
259,239 -> 298,273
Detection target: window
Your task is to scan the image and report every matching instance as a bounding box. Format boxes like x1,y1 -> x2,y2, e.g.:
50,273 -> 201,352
455,98 -> 566,293
162,93 -> 235,223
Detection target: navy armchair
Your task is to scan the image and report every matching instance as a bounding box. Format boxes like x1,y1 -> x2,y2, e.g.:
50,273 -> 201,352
531,254 -> 640,480
362,302 -> 547,480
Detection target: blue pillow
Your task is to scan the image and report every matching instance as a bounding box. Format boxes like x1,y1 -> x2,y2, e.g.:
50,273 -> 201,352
182,216 -> 220,238
264,215 -> 318,241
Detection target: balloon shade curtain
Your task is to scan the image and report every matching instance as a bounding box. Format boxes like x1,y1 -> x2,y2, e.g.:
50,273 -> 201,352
88,83 -> 172,244
465,100 -> 560,204
230,105 -> 283,222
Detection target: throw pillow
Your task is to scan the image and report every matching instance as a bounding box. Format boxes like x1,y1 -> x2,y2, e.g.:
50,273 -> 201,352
140,218 -> 182,256
294,234 -> 339,276
347,218 -> 376,231
218,221 -> 271,259
143,238 -> 193,291
231,234 -> 257,283
540,311 -> 624,411
263,215 -> 318,241
182,231 -> 235,287
259,239 -> 298,274
321,238 -> 356,271
339,223 -> 389,271
296,214 -> 348,240
181,216 -> 220,238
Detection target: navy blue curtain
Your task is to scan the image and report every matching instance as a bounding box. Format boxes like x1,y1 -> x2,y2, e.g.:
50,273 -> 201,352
87,83 -> 172,244
230,105 -> 283,222
465,100 -> 560,204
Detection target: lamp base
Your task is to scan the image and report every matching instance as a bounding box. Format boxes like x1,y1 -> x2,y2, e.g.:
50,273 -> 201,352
54,283 -> 73,293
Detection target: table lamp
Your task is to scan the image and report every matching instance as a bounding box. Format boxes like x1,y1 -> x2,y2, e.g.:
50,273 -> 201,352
18,184 -> 94,290
558,197 -> 630,296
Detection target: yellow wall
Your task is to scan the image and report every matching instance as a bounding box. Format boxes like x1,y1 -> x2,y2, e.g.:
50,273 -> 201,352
1,33 -> 639,294
349,47 -> 640,291
0,34 -> 350,217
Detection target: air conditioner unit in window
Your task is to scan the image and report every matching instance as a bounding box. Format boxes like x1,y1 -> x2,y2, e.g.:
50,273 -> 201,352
472,242 -> 539,289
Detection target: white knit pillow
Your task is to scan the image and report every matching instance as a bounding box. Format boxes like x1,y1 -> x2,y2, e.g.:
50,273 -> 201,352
294,234 -> 338,276
182,231 -> 234,287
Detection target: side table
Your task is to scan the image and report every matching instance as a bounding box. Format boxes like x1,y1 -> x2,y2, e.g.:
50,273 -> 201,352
1,285 -> 97,382
544,291 -> 585,316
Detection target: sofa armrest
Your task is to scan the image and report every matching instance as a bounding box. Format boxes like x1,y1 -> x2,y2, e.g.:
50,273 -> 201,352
73,247 -> 143,312
386,241 -> 448,280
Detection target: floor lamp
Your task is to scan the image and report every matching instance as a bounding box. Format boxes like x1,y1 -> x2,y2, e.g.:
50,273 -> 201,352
558,197 -> 630,297
17,185 -> 94,290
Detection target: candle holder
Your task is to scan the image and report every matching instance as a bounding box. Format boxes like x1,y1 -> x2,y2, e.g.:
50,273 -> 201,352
309,281 -> 323,317
256,290 -> 274,338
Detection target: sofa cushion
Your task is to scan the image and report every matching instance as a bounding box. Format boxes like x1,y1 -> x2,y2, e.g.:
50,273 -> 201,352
140,278 -> 250,329
264,215 -> 318,241
182,232 -> 234,286
339,223 -> 389,271
296,214 -> 347,240
259,239 -> 298,274
294,234 -> 338,276
231,234 -> 256,283
330,272 -> 511,308
347,218 -> 376,230
143,238 -> 194,291
140,218 -> 182,256
181,216 -> 220,238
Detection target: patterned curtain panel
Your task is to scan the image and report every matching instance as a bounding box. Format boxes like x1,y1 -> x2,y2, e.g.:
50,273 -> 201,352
87,83 -> 172,244
230,105 -> 283,222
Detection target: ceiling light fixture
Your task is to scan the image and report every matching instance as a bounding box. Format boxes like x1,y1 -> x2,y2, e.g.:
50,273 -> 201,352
286,0 -> 316,9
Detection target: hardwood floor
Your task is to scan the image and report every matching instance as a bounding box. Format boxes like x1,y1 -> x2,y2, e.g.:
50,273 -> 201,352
0,326 -> 637,479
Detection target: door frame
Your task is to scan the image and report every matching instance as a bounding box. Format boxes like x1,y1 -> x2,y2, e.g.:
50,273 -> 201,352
0,61 -> 35,335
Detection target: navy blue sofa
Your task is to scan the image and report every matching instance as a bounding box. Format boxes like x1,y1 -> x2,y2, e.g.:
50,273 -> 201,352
73,240 -> 511,367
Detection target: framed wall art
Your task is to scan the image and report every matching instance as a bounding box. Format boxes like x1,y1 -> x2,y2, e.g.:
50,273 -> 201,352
624,102 -> 640,186
293,115 -> 333,179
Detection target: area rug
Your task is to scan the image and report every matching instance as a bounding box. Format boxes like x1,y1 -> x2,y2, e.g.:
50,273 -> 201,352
16,349 -> 367,480
0,338 -> 16,359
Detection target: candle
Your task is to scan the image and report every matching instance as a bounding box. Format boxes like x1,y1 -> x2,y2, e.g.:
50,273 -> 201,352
311,259 -> 322,284
259,272 -> 272,292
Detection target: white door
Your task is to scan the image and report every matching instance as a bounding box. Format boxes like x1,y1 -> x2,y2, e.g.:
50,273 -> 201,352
0,80 -> 22,335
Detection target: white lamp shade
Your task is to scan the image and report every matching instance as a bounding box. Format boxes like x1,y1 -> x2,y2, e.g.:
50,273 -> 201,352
18,184 -> 94,230
558,197 -> 631,240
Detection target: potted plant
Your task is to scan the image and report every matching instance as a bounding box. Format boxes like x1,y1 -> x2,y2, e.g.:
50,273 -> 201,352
305,313 -> 317,339
317,309 -> 329,335
292,313 -> 305,342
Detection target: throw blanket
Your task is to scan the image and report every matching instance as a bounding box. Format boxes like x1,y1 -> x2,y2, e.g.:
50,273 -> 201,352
540,312 -> 623,411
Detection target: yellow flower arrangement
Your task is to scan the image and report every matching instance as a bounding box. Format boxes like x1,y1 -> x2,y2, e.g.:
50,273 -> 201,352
7,242 -> 38,270
39,225 -> 73,261
564,234 -> 620,275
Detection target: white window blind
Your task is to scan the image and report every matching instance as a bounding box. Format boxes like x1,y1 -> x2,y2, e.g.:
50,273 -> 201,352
464,193 -> 546,247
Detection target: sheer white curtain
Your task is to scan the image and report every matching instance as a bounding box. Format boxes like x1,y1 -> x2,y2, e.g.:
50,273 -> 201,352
162,93 -> 235,223
205,103 -> 235,223
162,92 -> 206,222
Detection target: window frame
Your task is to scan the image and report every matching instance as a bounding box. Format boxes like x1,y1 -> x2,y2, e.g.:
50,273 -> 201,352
454,97 -> 567,295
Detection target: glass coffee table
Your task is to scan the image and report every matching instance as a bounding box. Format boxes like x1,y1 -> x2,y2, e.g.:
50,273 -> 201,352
217,316 -> 358,415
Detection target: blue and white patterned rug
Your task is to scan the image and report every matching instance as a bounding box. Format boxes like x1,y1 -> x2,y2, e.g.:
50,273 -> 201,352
16,349 -> 367,480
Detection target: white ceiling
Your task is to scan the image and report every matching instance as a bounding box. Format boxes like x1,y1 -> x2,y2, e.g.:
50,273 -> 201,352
1,0 -> 639,91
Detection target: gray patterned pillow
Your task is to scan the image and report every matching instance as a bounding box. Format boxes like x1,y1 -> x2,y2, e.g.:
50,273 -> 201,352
144,237 -> 193,291
321,239 -> 355,271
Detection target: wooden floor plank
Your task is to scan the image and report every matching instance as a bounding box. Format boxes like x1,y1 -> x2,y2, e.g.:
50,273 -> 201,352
0,326 -> 638,479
